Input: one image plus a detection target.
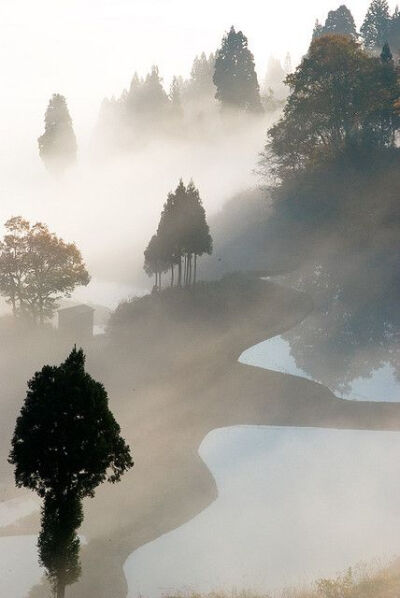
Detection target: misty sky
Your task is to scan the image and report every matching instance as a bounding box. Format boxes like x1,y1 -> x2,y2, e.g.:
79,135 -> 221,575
1,0 -> 398,141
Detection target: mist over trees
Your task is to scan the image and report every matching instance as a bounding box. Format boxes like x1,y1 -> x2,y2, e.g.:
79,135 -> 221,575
254,28 -> 400,389
144,180 -> 212,289
38,94 -> 77,174
9,347 -> 133,598
0,217 -> 90,323
213,26 -> 263,113
95,25 -> 271,152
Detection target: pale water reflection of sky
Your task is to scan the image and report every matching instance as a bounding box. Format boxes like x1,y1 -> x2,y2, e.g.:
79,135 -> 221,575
240,335 -> 400,402
124,426 -> 400,597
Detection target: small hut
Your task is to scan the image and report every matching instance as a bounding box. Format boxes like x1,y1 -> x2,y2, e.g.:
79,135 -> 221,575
58,304 -> 94,340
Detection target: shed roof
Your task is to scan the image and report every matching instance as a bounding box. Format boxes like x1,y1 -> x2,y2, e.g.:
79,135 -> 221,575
58,304 -> 95,315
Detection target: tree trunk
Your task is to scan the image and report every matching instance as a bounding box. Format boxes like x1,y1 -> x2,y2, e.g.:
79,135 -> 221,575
171,264 -> 174,287
194,254 -> 197,287
184,254 -> 187,286
56,579 -> 65,598
178,257 -> 182,287
189,254 -> 192,286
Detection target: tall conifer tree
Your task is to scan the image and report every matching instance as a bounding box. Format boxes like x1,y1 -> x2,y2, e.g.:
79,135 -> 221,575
38,94 -> 77,174
213,26 -> 263,113
361,0 -> 391,50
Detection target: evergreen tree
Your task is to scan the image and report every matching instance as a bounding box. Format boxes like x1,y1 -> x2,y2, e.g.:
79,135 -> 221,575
185,181 -> 213,285
361,0 -> 391,50
9,348 -> 133,598
169,76 -> 184,120
38,94 -> 77,174
213,26 -> 263,112
388,6 -> 400,55
381,40 -> 393,61
185,52 -> 216,101
323,5 -> 357,37
284,52 -> 293,74
144,180 -> 212,289
141,66 -> 169,116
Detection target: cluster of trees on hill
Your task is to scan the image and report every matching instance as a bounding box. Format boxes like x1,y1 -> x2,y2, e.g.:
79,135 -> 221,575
144,180 -> 212,290
263,34 -> 400,179
0,216 -> 89,323
313,1 -> 400,55
257,31 -> 400,388
96,26 -> 265,149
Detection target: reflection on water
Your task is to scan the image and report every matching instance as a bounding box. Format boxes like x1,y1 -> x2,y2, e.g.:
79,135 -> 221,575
0,498 -> 42,598
0,535 -> 42,597
124,426 -> 400,597
240,333 -> 400,402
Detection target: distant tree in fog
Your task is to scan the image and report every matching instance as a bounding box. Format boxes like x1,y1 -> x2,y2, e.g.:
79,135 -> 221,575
213,26 -> 263,113
0,217 -> 90,323
361,0 -> 390,50
284,52 -> 293,74
38,94 -> 77,174
9,347 -> 133,598
169,76 -> 184,120
184,52 -> 216,102
126,66 -> 169,120
144,179 -> 212,289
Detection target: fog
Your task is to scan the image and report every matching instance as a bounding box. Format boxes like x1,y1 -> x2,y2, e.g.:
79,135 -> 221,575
1,2 -> 400,598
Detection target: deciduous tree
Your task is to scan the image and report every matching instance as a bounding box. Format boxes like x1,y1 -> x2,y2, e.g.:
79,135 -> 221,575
0,217 -> 90,322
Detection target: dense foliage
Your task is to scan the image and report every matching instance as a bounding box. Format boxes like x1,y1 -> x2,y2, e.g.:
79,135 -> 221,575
144,180 -> 212,289
9,348 -> 133,597
0,216 -> 90,323
313,5 -> 357,39
264,35 -> 400,179
213,26 -> 263,113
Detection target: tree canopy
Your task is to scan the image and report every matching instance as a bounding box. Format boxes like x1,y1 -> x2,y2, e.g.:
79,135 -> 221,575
0,216 -> 90,322
9,347 -> 133,597
213,26 -> 263,112
264,35 -> 400,178
38,94 -> 77,174
360,0 -> 391,50
144,180 -> 212,289
323,5 -> 357,37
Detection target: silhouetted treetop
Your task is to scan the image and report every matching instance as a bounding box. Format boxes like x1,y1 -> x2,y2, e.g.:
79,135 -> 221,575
323,5 -> 358,37
9,347 -> 133,597
213,26 -> 263,113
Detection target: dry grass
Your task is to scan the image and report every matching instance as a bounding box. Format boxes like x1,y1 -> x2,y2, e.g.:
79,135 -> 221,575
163,561 -> 400,598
